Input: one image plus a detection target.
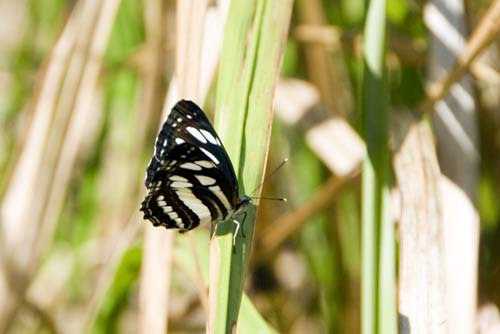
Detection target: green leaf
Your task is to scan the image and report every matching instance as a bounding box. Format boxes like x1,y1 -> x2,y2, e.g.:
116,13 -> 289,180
210,0 -> 292,333
361,0 -> 396,333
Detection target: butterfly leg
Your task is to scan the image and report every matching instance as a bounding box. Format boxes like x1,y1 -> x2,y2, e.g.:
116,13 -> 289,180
232,211 -> 249,240
232,219 -> 240,247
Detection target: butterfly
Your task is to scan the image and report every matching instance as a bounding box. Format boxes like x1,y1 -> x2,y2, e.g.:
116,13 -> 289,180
140,100 -> 251,239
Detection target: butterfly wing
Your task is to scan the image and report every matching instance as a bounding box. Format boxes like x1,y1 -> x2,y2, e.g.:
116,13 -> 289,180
140,100 -> 239,231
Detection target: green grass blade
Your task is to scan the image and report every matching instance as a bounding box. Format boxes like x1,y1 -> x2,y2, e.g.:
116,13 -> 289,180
238,295 -> 279,334
209,0 -> 292,333
361,0 -> 396,333
173,231 -> 278,334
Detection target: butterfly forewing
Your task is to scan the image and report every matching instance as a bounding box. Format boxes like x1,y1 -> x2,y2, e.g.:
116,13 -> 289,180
141,100 -> 240,232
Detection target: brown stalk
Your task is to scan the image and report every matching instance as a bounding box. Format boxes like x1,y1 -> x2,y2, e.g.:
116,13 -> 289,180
295,0 -> 353,116
24,297 -> 58,334
470,61 -> 500,84
136,0 -> 167,146
254,165 -> 360,263
420,0 -> 500,113
294,24 -> 427,67
137,1 -> 174,332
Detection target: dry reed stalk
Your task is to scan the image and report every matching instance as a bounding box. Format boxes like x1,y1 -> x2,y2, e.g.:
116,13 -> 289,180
393,112 -> 446,334
394,2 -> 500,332
295,0 -> 353,116
255,166 -> 360,263
138,1 -> 209,333
37,0 -> 122,268
394,3 -> 500,331
420,0 -> 500,114
83,0 -> 167,329
425,0 -> 483,331
137,0 -> 167,146
0,0 -> 119,330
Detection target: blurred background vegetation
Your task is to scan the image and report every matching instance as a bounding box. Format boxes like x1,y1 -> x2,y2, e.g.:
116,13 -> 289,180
0,0 -> 499,333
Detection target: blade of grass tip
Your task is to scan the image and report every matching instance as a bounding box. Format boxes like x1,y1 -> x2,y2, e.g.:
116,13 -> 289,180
208,0 -> 292,333
361,0 -> 396,333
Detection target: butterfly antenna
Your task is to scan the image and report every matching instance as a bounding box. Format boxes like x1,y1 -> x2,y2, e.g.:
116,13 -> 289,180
251,196 -> 287,202
250,158 -> 288,196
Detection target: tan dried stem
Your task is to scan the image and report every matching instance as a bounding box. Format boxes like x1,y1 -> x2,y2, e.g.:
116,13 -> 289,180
86,0 -> 168,325
420,0 -> 500,113
295,0 -> 353,116
37,0 -> 122,270
176,0 -> 209,319
136,0 -> 167,147
254,166 -> 361,263
188,233 -> 209,319
0,0 -> 120,330
394,112 -> 445,333
470,61 -> 500,84
24,297 -> 58,334
138,1 -> 208,333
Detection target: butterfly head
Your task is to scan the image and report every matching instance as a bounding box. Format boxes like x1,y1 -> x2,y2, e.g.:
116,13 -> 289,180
235,195 -> 251,214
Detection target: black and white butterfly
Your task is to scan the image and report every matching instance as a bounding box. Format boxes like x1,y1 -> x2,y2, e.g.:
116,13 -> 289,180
140,100 -> 251,238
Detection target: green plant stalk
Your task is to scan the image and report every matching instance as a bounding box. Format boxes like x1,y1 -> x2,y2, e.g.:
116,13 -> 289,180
361,0 -> 396,333
361,159 -> 378,334
209,0 -> 292,333
173,231 -> 278,334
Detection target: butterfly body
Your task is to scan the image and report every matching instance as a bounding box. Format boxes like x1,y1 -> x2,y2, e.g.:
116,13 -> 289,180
140,100 -> 250,233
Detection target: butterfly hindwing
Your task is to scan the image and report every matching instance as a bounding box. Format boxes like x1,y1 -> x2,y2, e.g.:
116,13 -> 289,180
141,100 -> 240,232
